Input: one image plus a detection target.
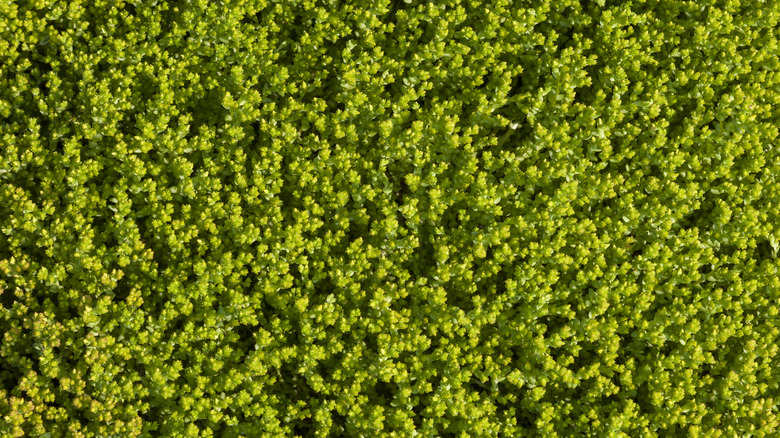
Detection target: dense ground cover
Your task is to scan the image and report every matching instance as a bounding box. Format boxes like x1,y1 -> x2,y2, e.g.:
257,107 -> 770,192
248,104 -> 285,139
2,0 -> 780,436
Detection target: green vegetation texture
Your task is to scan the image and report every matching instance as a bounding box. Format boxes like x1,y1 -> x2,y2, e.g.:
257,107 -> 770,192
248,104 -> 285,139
2,0 -> 780,437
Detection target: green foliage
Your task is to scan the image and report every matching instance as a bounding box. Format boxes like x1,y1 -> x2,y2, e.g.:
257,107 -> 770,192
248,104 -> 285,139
2,0 -> 780,436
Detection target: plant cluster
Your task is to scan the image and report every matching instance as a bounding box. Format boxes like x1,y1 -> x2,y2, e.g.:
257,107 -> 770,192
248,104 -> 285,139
1,0 -> 780,436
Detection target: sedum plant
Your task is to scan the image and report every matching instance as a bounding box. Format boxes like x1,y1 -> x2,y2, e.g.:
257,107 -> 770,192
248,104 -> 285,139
1,0 -> 780,436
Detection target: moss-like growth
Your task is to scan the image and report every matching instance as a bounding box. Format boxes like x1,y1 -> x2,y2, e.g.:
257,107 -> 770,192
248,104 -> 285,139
1,0 -> 780,436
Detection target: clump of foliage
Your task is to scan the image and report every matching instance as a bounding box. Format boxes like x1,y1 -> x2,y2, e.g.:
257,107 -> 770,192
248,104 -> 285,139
2,0 -> 780,436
